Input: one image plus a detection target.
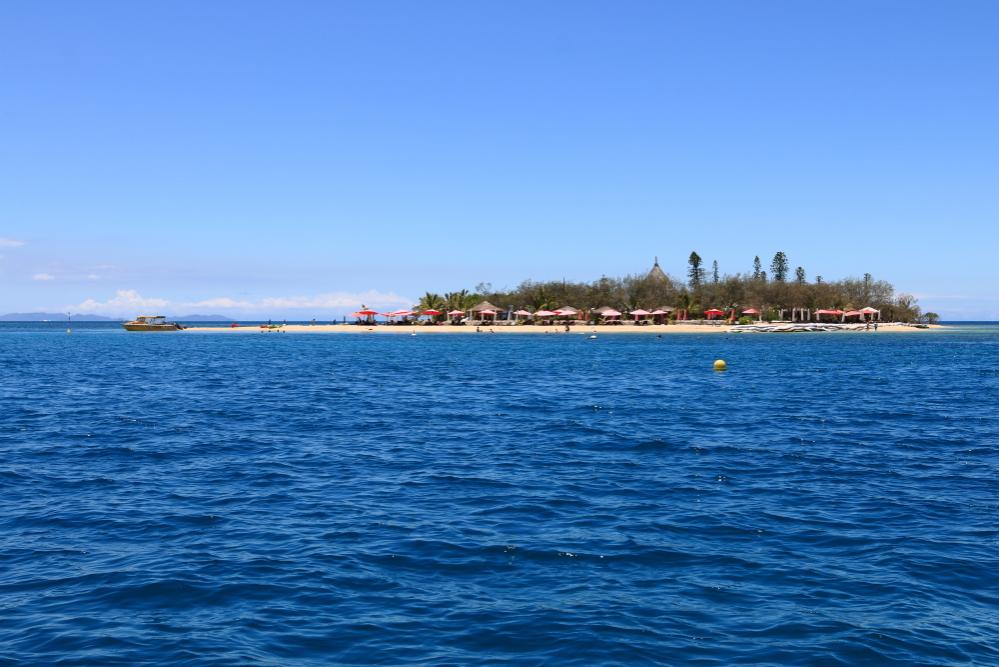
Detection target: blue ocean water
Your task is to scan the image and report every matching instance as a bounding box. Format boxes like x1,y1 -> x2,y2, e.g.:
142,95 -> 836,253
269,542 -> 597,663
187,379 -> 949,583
1,323 -> 997,665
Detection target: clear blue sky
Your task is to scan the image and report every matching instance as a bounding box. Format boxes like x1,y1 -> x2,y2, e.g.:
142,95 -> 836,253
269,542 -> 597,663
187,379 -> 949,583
1,1 -> 997,318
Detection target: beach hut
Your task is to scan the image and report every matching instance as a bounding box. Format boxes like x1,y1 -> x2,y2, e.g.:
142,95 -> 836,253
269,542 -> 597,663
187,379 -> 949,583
843,310 -> 863,321
469,300 -> 502,322
651,308 -> 672,325
815,308 -> 844,322
704,308 -> 725,321
860,306 -> 881,322
534,309 -> 557,324
593,307 -> 622,324
630,309 -> 652,324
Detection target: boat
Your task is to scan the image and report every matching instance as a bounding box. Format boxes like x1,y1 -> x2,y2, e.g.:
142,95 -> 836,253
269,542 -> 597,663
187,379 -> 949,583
122,315 -> 184,331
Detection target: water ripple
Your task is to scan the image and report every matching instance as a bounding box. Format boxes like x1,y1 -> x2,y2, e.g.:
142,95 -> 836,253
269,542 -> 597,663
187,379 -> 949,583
1,323 -> 997,664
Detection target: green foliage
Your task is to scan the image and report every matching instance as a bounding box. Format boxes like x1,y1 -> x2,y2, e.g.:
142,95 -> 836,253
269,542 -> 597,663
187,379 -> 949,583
795,266 -> 806,284
752,256 -> 762,280
688,252 -> 705,290
771,251 -> 789,282
737,316 -> 753,325
431,256 -> 922,322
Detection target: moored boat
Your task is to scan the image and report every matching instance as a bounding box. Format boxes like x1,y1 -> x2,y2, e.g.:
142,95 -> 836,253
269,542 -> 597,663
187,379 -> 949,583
122,315 -> 184,331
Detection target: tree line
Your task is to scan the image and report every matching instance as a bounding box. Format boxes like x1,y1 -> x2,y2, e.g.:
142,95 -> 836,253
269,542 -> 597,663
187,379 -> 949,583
416,251 -> 933,323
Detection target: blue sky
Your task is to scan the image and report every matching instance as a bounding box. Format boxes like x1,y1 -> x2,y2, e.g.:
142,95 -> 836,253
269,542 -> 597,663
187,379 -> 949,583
1,1 -> 997,318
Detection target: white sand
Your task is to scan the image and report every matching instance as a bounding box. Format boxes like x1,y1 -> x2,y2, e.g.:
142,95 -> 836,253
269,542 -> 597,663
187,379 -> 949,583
184,322 -> 943,335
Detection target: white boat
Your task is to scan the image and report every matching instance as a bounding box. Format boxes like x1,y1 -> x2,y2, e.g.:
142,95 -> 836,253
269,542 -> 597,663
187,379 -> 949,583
122,315 -> 183,332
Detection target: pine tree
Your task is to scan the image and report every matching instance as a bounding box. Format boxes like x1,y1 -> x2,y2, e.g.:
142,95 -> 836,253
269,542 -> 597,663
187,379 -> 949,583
771,251 -> 789,282
752,256 -> 762,280
795,266 -> 806,284
712,260 -> 720,284
687,251 -> 705,289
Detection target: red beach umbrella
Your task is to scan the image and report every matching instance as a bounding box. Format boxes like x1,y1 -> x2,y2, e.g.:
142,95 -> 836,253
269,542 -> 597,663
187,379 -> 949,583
423,309 -> 442,316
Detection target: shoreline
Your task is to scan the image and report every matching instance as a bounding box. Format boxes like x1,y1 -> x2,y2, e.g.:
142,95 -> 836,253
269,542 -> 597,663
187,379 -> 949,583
184,322 -> 944,335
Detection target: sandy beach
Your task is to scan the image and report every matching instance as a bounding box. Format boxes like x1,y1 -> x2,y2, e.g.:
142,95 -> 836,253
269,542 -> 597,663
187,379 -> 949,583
185,322 -> 943,334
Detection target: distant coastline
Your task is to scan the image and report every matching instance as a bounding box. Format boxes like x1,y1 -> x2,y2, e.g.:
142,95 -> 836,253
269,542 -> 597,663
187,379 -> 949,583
0,313 -> 232,322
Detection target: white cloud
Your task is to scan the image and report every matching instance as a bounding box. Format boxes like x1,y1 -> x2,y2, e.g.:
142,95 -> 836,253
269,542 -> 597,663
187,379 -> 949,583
261,291 -> 410,310
86,274 -> 100,280
187,290 -> 410,312
186,297 -> 255,310
32,273 -> 55,281
64,289 -> 411,316
0,238 -> 26,248
69,289 -> 170,315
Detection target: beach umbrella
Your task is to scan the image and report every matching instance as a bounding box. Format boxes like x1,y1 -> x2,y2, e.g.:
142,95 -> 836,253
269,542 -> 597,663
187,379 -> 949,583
356,309 -> 378,316
534,309 -> 557,317
601,309 -> 622,318
741,308 -> 760,315
555,306 -> 579,317
423,309 -> 442,316
447,309 -> 465,316
513,309 -> 532,317
815,308 -> 845,322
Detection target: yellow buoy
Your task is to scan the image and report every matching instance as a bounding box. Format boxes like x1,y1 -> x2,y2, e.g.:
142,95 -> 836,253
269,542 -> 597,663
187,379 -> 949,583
713,359 -> 727,371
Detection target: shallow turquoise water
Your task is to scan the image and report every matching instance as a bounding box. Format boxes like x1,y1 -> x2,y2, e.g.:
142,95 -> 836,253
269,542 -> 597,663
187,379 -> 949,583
1,323 -> 997,665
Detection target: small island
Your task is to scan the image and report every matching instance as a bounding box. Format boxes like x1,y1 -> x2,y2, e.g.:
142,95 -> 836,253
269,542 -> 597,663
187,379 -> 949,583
185,252 -> 942,334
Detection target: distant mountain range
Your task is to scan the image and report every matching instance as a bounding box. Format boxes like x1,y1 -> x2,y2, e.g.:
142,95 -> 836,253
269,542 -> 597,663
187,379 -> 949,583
0,312 -> 233,322
0,312 -> 117,321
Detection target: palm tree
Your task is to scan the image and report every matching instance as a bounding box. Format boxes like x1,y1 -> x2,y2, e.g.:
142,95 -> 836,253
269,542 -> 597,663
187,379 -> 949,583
418,292 -> 444,311
444,289 -> 470,311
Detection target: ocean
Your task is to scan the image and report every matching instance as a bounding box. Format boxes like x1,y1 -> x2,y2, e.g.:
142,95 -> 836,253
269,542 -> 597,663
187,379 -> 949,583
1,322 -> 997,665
